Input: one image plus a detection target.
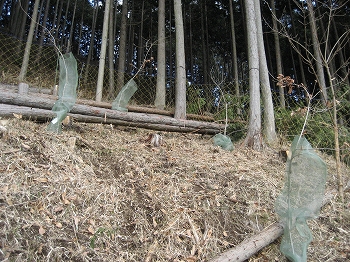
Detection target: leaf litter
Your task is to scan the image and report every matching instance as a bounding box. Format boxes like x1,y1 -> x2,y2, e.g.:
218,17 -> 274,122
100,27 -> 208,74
0,118 -> 349,261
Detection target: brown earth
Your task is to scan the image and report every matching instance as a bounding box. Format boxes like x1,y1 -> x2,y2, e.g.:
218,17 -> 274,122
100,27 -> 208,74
0,118 -> 349,261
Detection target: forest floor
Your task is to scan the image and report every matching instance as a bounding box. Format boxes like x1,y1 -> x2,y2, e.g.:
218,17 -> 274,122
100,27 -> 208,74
0,118 -> 349,261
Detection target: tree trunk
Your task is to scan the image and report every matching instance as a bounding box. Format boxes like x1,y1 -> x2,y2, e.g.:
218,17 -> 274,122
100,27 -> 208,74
255,0 -> 276,144
95,0 -> 111,102
271,0 -> 285,108
244,0 -> 262,150
39,0 -> 51,45
174,0 -> 186,120
10,0 -> 21,36
17,0 -> 29,41
18,0 -> 40,82
116,0 -> 128,91
200,1 -> 208,85
108,0 -> 115,99
60,0 -> 71,48
82,0 -> 98,86
35,0 -> 44,41
188,5 -> 194,82
0,0 -> 6,19
288,0 -> 306,86
331,19 -> 350,87
77,9 -> 84,56
52,0 -> 61,39
155,0 -> 166,109
66,0 -> 77,52
306,0 -> 328,104
138,0 -> 145,70
127,1 -> 134,73
229,0 -> 241,115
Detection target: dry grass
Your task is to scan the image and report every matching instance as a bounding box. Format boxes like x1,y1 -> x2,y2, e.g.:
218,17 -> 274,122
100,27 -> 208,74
0,118 -> 349,262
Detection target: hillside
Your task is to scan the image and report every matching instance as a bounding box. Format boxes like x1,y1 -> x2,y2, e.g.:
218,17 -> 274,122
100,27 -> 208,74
0,118 -> 349,261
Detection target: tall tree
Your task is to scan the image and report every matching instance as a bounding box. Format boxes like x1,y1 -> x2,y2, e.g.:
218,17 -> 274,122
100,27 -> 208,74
288,0 -> 306,85
137,0 -> 145,70
155,0 -> 166,109
271,0 -> 285,108
18,0 -> 41,82
307,0 -> 328,104
96,0 -> 111,102
66,0 -> 77,52
174,0 -> 186,119
17,0 -> 29,41
200,1 -> 208,84
60,0 -> 71,47
108,0 -> 115,99
38,0 -> 51,46
229,0 -> 240,115
244,0 -> 262,150
255,0 -> 276,144
82,0 -> 98,86
116,0 -> 128,91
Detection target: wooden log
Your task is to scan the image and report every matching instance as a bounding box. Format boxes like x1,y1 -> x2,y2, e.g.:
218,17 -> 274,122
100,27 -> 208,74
0,91 -> 223,134
209,190 -> 336,262
0,84 -> 216,122
0,104 -> 221,134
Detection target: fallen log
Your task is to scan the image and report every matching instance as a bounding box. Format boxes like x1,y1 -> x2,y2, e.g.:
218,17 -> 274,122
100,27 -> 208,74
0,84 -> 216,122
0,103 -> 222,134
209,190 -> 336,262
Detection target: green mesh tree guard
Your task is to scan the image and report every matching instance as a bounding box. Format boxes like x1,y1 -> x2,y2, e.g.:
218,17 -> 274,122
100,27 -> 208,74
47,52 -> 78,134
213,133 -> 234,151
275,135 -> 327,262
112,79 -> 138,112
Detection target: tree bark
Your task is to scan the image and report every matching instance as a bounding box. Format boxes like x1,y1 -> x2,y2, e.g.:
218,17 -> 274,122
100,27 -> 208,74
82,0 -> 98,86
60,0 -> 71,48
108,0 -> 115,99
306,0 -> 328,104
229,0 -> 241,115
174,0 -> 187,120
116,0 -> 128,91
244,0 -> 262,150
155,0 -> 166,110
271,0 -> 285,108
66,0 -> 77,52
18,0 -> 40,82
95,0 -> 111,102
254,0 -> 277,144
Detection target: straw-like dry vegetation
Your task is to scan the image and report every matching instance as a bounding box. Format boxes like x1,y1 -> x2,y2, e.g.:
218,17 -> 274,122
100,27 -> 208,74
0,118 -> 349,261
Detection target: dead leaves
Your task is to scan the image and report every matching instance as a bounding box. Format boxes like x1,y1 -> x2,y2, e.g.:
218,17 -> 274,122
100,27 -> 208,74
277,74 -> 295,94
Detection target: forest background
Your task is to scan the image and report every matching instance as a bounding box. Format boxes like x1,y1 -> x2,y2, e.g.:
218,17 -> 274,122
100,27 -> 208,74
0,0 -> 350,261
0,0 -> 350,157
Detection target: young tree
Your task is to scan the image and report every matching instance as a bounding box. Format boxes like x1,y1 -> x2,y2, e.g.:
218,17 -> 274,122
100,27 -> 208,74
154,0 -> 166,109
174,0 -> 186,120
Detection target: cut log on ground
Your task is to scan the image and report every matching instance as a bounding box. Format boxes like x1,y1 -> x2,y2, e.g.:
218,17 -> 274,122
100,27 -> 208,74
0,84 -> 216,122
209,190 -> 336,262
0,103 -> 223,134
